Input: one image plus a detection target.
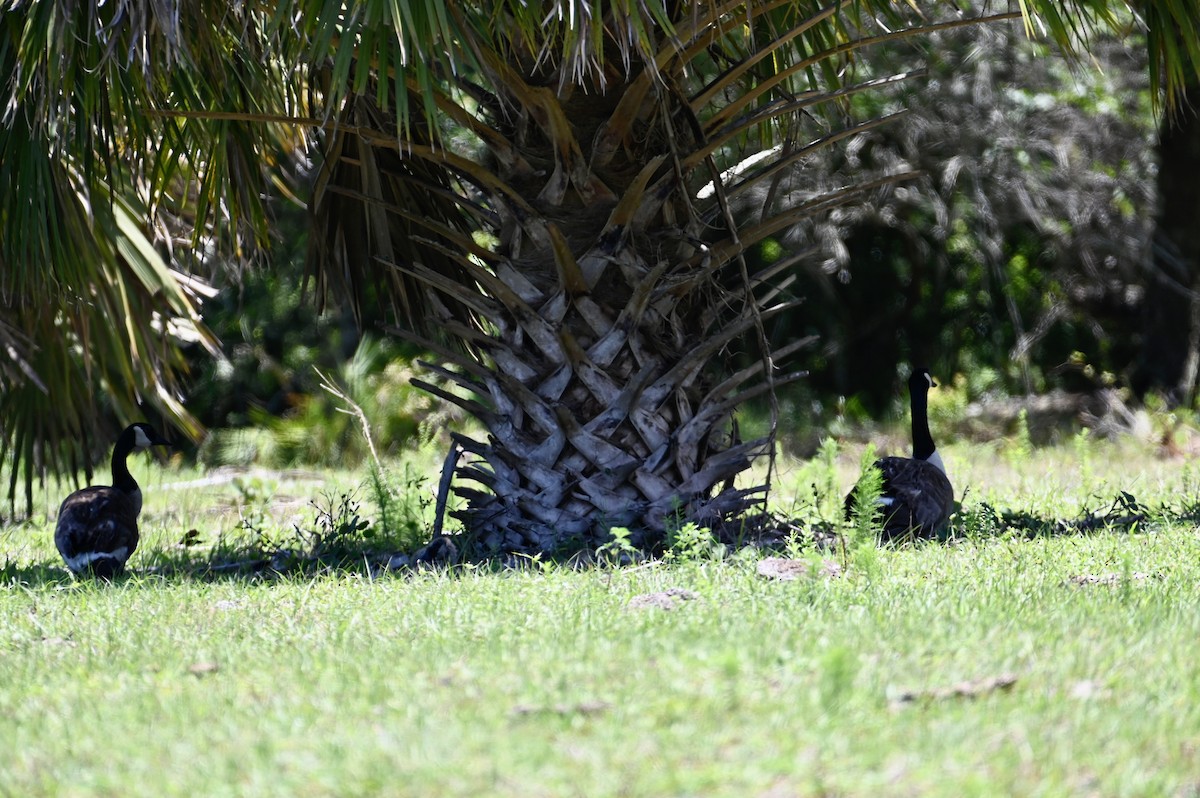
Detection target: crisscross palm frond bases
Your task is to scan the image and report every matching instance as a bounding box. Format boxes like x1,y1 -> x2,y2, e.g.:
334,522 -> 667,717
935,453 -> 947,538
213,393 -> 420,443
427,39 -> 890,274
293,0 -> 1023,554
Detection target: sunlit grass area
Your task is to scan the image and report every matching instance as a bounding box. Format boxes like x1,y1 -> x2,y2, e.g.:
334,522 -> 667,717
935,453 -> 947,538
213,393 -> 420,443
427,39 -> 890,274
2,429 -> 1200,796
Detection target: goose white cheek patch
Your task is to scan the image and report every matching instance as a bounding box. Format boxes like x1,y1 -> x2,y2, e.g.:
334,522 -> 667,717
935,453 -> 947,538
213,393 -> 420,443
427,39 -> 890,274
133,427 -> 153,449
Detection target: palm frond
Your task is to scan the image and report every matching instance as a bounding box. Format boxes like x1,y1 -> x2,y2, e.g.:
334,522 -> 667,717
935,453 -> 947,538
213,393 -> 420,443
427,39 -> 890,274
1,1 -> 227,512
1021,0 -> 1200,114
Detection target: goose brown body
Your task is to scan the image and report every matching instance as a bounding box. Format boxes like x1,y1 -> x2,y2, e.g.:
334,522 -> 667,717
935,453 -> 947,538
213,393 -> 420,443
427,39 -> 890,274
846,368 -> 955,540
54,423 -> 170,578
55,487 -> 142,578
868,455 -> 955,539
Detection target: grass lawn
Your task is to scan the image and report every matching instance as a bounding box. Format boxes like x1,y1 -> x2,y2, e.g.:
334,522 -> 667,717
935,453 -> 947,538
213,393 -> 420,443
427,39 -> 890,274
2,434 -> 1200,796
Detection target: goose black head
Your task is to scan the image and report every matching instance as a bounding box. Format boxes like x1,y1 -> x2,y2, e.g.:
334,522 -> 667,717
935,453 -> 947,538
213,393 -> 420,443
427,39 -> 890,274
119,423 -> 173,453
908,366 -> 937,395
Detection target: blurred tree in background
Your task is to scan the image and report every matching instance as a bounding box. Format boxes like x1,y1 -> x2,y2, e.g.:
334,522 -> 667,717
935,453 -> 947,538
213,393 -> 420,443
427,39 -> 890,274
1139,79 -> 1200,403
753,22 -> 1157,416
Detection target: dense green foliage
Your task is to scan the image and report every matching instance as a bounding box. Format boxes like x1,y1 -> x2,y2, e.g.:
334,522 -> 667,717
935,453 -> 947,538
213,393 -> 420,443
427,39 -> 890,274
168,21 -> 1165,470
755,24 -> 1157,416
187,267 -> 451,469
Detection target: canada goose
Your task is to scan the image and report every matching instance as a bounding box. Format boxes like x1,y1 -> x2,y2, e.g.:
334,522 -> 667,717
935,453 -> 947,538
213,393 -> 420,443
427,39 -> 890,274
845,367 -> 954,540
55,423 -> 171,578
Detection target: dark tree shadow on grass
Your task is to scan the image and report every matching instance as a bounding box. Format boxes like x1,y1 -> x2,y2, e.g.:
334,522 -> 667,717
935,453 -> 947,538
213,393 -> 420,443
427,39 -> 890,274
711,490 -> 1200,552
0,560 -> 76,589
0,541 -> 460,589
949,490 -> 1200,541
0,489 -> 454,588
8,489 -> 1199,589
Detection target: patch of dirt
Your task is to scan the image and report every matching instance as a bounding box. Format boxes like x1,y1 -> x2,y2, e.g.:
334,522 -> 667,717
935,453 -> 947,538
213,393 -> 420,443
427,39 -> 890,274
187,661 -> 220,677
756,557 -> 843,581
626,587 -> 699,610
38,636 -> 75,647
1069,679 -> 1109,700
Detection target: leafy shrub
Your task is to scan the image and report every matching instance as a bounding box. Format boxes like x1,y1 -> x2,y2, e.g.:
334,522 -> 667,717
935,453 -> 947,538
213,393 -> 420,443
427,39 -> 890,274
261,336 -> 455,468
746,21 -> 1156,427
187,264 -> 356,431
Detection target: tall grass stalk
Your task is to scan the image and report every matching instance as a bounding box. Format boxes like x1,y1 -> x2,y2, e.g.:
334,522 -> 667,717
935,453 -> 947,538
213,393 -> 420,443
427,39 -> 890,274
318,368 -> 404,546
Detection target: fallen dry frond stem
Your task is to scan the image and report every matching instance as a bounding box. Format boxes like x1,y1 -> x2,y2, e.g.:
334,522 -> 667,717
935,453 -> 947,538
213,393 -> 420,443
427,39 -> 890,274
891,674 -> 1019,707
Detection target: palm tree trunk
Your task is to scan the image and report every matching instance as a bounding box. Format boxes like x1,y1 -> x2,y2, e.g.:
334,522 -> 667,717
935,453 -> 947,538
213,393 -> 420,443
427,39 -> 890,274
302,5 -> 1007,556
1138,83 -> 1200,402
381,79 -> 802,555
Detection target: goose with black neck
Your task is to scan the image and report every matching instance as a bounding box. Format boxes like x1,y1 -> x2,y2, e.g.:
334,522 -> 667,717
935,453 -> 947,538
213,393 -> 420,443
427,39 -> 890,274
846,367 -> 955,540
55,423 -> 172,578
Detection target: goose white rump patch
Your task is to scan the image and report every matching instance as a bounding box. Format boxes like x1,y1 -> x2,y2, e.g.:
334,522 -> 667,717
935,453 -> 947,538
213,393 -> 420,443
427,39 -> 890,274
65,548 -> 129,573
